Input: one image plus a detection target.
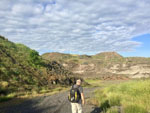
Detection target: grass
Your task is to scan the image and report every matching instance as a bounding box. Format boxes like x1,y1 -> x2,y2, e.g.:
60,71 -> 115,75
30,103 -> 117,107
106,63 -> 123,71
0,85 -> 69,106
84,78 -> 102,87
18,85 -> 69,98
0,93 -> 16,102
0,85 -> 70,109
107,107 -> 118,113
0,78 -> 86,103
124,105 -> 147,113
94,80 -> 150,113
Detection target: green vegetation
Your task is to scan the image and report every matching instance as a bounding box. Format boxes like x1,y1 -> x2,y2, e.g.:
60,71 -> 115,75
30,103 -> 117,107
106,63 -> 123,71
95,80 -> 150,113
107,107 -> 118,113
84,78 -> 102,87
0,35 -> 76,102
0,93 -> 16,102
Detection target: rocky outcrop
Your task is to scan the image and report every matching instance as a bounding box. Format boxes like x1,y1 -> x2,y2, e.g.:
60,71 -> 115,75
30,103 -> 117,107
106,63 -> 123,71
42,52 -> 150,79
109,64 -> 150,78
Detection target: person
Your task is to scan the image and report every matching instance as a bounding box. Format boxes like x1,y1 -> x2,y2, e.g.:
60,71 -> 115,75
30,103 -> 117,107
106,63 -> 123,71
70,79 -> 85,113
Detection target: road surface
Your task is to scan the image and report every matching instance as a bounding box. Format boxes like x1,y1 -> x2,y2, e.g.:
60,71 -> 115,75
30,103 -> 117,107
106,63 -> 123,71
0,87 -> 101,113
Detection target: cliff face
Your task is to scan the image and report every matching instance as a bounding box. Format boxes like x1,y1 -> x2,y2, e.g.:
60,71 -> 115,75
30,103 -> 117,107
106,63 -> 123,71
42,52 -> 150,79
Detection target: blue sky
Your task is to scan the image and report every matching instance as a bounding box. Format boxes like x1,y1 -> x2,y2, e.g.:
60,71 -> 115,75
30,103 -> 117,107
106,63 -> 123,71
0,0 -> 150,57
120,34 -> 150,57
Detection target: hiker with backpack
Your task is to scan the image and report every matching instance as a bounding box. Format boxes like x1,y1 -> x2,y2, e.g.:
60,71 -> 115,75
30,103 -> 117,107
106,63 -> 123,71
68,79 -> 85,113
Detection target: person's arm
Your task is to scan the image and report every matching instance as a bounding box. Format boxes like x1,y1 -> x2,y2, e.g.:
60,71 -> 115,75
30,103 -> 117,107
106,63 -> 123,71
81,93 -> 85,105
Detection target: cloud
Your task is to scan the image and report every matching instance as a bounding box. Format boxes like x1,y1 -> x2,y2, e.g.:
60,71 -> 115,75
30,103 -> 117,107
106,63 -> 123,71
0,0 -> 150,55
12,4 -> 44,16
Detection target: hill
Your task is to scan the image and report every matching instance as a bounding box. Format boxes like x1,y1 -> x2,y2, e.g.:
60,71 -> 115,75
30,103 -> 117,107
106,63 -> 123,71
42,52 -> 150,79
93,51 -> 123,59
0,36 -> 76,97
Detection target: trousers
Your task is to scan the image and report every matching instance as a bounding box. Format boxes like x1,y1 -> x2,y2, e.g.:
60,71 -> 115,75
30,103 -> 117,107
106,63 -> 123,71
71,102 -> 83,113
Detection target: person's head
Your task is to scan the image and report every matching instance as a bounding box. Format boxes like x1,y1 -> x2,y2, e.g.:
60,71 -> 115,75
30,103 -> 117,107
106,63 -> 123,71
76,79 -> 82,86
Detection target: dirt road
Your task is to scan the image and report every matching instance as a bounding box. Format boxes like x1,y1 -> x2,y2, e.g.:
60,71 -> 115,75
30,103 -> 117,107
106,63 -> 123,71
0,87 -> 101,113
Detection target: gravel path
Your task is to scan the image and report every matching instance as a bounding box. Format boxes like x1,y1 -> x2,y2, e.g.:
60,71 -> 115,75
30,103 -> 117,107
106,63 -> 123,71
0,87 -> 101,113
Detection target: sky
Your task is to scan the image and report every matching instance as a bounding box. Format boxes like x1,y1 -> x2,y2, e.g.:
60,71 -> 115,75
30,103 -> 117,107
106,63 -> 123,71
0,0 -> 150,57
120,34 -> 150,57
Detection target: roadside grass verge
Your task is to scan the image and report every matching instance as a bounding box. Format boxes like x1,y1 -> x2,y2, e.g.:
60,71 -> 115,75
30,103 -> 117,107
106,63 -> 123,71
84,78 -> 103,87
84,78 -> 128,88
0,77 -> 89,104
107,107 -> 119,113
0,85 -> 70,107
94,79 -> 150,113
19,85 -> 70,97
0,93 -> 17,102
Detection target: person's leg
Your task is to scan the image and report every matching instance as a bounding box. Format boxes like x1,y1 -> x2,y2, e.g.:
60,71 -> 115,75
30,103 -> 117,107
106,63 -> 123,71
76,103 -> 83,113
71,103 -> 77,113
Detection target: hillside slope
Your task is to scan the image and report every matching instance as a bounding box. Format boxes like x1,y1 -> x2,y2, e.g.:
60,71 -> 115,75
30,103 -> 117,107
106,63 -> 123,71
0,36 -> 75,96
42,52 -> 150,79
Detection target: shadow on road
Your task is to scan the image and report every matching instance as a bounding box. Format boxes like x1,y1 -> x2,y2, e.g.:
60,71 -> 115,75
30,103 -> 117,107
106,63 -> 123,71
0,97 -> 57,113
90,100 -> 110,113
90,107 -> 101,113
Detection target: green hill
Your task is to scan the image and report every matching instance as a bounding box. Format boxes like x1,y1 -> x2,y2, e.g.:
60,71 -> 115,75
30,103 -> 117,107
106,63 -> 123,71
0,36 -> 75,98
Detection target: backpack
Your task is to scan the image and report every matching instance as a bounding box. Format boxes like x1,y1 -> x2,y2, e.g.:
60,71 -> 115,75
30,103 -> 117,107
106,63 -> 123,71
68,85 -> 81,103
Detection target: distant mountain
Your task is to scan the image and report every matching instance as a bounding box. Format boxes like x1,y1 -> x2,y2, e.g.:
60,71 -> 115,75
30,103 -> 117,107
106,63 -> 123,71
0,36 -> 75,95
42,51 -> 150,79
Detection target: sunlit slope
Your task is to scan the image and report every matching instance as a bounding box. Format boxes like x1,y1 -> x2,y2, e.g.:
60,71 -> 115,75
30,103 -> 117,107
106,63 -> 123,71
0,35 -> 75,96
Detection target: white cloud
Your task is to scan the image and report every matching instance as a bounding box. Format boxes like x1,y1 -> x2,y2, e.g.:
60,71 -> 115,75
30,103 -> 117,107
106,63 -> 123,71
12,3 -> 44,16
0,0 -> 150,55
